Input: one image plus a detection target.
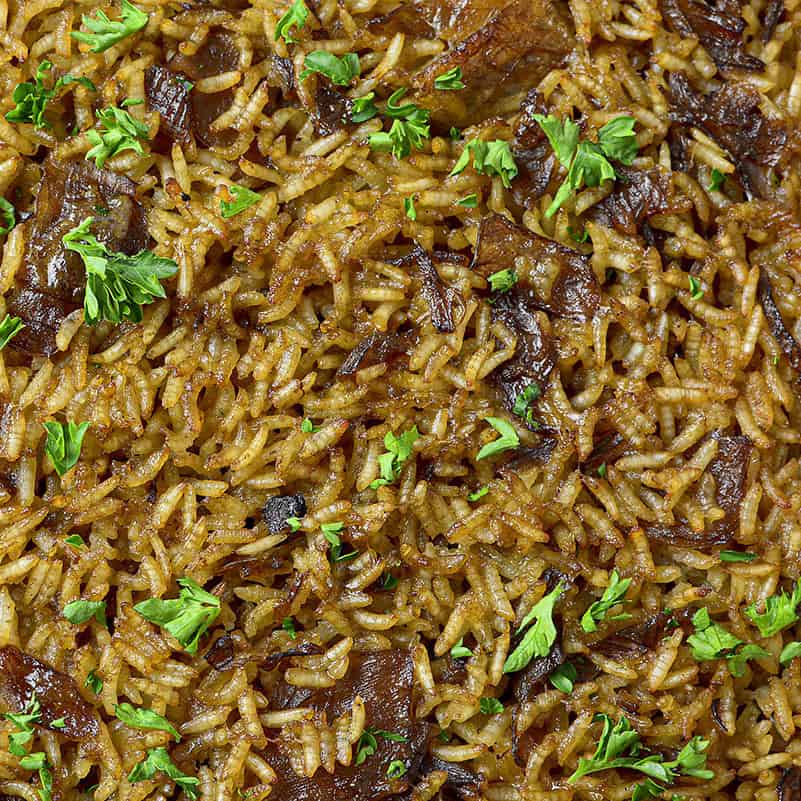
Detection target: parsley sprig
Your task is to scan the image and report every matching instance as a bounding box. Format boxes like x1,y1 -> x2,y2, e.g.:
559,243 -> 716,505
115,703 -> 181,741
4,694 -> 42,756
220,185 -> 261,218
476,417 -> 519,461
687,607 -> 768,677
6,61 -> 95,129
370,426 -> 419,489
434,66 -> 465,91
20,751 -> 53,801
580,569 -> 632,632
0,198 -> 14,236
533,114 -> 638,217
275,0 -> 308,44
354,727 -> 408,765
369,89 -> 430,160
86,105 -> 150,168
450,139 -> 518,188
62,217 -> 177,325
745,580 -> 801,637
503,581 -> 565,673
300,51 -> 359,86
128,747 -> 198,799
71,0 -> 148,53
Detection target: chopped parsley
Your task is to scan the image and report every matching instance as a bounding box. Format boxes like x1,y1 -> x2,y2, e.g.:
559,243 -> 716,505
745,580 -> 801,637
380,571 -> 398,590
370,426 -> 419,488
386,760 -> 407,779
434,66 -> 465,91
300,51 -> 359,86
511,382 -> 541,428
350,92 -> 379,123
450,139 -> 518,188
479,697 -> 504,715
568,226 -> 590,243
286,516 -> 302,532
719,550 -> 756,563
115,703 -> 181,741
597,463 -> 607,478
780,641 -> 801,665
43,420 -> 89,477
533,114 -> 638,217
487,268 -> 517,294
275,0 -> 308,44
20,751 -> 53,801
549,662 -> 578,693
709,168 -> 725,191
71,0 -> 148,52
449,126 -> 461,140
63,600 -> 107,626
220,185 -> 261,218
282,617 -> 297,639
450,638 -> 473,659
404,195 -> 417,220
62,217 -> 177,325
321,521 -> 357,562
688,275 -> 704,300
4,693 -> 42,756
50,718 -> 65,730
476,417 -> 519,461
85,670 -> 103,694
355,728 -> 408,766
0,198 -> 15,236
300,417 -> 319,433
0,314 -> 24,350
64,534 -> 86,549
580,569 -> 632,633
128,747 -> 199,800
134,577 -> 221,654
467,486 -> 489,502
503,581 -> 564,673
369,91 -> 430,160
6,61 -> 95,129
568,713 -> 712,799
86,106 -> 150,168
120,97 -> 144,107
457,193 -> 478,208
687,607 -> 769,677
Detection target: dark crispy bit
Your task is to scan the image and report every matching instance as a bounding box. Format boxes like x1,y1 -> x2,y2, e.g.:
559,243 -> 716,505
758,271 -> 801,373
593,612 -> 672,657
660,0 -> 763,72
205,633 -> 235,671
762,0 -> 784,40
0,646 -> 99,741
509,641 -> 564,703
7,159 -> 148,355
590,166 -> 683,236
313,82 -> 352,136
365,0 -> 500,39
168,29 -> 240,148
260,643 -> 324,670
337,330 -> 416,376
778,767 -> 801,801
145,64 -> 192,143
490,288 -> 556,421
511,89 -> 558,207
668,72 -> 791,198
472,214 -> 600,322
419,756 -> 485,800
411,0 -> 573,125
265,650 -> 430,801
262,493 -> 307,534
644,433 -> 751,549
582,431 -> 628,473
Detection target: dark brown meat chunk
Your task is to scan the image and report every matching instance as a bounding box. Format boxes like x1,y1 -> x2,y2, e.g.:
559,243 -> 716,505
472,214 -> 600,322
337,330 -> 416,376
8,159 -> 148,355
262,493 -> 307,534
313,82 -> 352,136
758,271 -> 801,373
0,646 -> 99,741
778,767 -> 801,801
668,72 -> 792,199
365,0 -> 503,39
511,89 -> 558,207
590,166 -> 683,236
265,649 -> 430,801
145,64 -> 192,144
660,0 -> 763,72
644,433 -> 751,549
168,29 -> 239,148
410,0 -> 573,126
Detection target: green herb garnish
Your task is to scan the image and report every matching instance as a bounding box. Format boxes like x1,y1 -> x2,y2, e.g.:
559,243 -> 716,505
380,572 -> 398,590
370,426 -> 419,488
476,417 -> 519,461
300,51 -> 359,86
457,193 -> 478,208
780,641 -> 801,664
467,486 -> 488,502
321,521 -> 357,562
350,92 -> 379,123
71,0 -> 147,52
549,662 -> 577,693
220,185 -> 261,218
275,0 -> 308,44
386,760 -> 407,779
708,168 -> 725,191
0,198 -> 15,236
719,550 -> 756,563
687,607 -> 769,677
64,534 -> 86,549
300,418 -> 319,433
85,670 -> 103,694
115,703 -> 181,741
286,516 -> 302,532
580,569 -> 631,633
63,600 -> 107,626
20,751 -> 53,801
450,139 -> 518,188
85,105 -> 149,168
487,268 -> 517,294
404,195 -> 417,220
450,638 -> 473,659
434,66 -> 465,91
688,275 -> 703,300
282,617 -> 297,639
503,581 -> 564,673
43,420 -> 89,477
128,747 -> 199,800
355,728 -> 408,766
479,697 -> 504,715
511,382 -> 541,428
0,314 -> 24,350
369,92 -> 430,160
4,694 -> 42,756
745,580 -> 801,638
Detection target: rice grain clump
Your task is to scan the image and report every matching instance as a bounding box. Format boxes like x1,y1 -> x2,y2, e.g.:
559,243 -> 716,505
1,0 -> 801,799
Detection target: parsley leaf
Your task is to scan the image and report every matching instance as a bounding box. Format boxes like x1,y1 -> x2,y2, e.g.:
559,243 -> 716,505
64,534 -> 86,549
0,314 -> 24,350
434,66 -> 465,91
476,416 -> 519,461
275,0 -> 308,44
120,97 -> 144,107
687,607 -> 769,677
300,417 -> 319,433
487,268 -> 517,294
450,638 -> 473,659
0,198 -> 15,236
71,0 -> 148,52
282,617 -> 297,639
479,697 -> 504,715
450,139 -> 518,188
457,193 -> 478,208
720,550 -> 756,563
63,600 -> 107,626
709,168 -> 726,191
468,486 -> 488,502
503,580 -> 565,673
580,569 -> 632,633
43,420 -> 89,477
597,116 -> 639,164
449,126 -> 461,140
321,521 -> 356,561
20,751 -> 53,801
532,114 -> 580,168
128,747 -> 199,800
300,51 -> 359,86
286,516 -> 302,532
370,426 -> 419,489
86,105 -> 149,168
369,98 -> 430,160
597,463 -> 607,478
511,382 -> 541,428
85,670 -> 103,694
746,580 -> 801,637
134,577 -> 221,654
220,185 -> 261,218
384,88 -> 418,119
404,195 -> 417,220
50,718 -> 65,730
115,703 -> 181,741
355,728 -> 408,766
688,275 -> 704,300
350,92 -> 379,123
4,694 -> 42,756
386,760 -> 407,779
549,662 -> 577,693
62,217 -> 177,325
6,61 -> 95,129
780,641 -> 801,664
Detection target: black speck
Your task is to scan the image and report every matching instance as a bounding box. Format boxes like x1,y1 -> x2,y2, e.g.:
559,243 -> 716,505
262,493 -> 307,534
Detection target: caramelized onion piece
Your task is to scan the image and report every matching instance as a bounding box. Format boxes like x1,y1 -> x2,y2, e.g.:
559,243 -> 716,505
758,271 -> 801,373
